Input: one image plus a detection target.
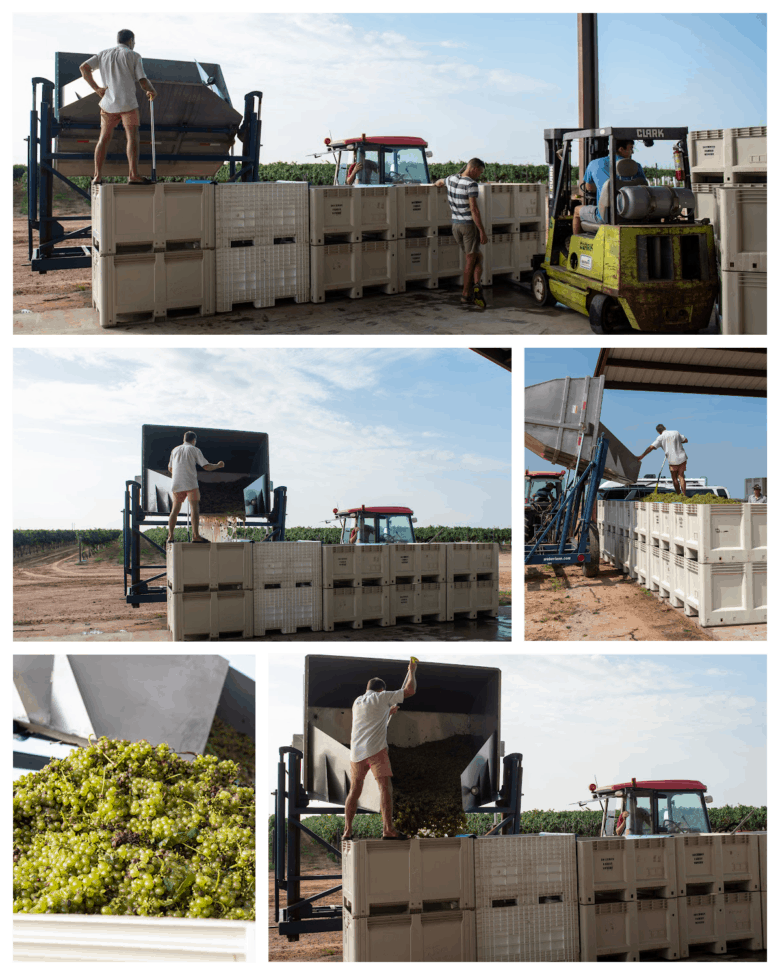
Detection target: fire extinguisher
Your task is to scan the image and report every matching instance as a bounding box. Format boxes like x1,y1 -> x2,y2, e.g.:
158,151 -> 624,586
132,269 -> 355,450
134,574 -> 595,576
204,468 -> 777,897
672,143 -> 685,183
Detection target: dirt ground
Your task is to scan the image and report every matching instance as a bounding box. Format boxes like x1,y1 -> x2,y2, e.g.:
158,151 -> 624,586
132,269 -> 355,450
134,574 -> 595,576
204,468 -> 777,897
13,544 -> 510,641
525,562 -> 716,642
269,837 -> 343,962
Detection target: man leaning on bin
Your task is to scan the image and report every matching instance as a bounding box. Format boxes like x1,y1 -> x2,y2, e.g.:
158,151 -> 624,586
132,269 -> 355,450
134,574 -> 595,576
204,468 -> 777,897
80,29 -> 157,186
343,658 -> 418,842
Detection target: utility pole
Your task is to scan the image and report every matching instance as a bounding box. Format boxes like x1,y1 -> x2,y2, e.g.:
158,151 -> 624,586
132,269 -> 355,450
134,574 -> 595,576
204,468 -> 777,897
578,14 -> 599,183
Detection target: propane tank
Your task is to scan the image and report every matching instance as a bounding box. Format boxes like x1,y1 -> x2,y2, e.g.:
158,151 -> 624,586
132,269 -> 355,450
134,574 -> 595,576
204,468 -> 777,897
617,184 -> 696,220
672,143 -> 685,182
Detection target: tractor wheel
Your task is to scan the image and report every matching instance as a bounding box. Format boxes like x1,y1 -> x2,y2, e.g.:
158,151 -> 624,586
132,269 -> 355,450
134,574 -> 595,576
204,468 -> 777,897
531,269 -> 558,307
583,525 -> 600,577
589,294 -> 627,335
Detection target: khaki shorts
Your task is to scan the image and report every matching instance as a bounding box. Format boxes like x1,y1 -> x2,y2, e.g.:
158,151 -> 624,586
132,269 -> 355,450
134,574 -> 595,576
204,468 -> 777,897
453,222 -> 482,255
100,108 -> 140,133
172,488 -> 200,504
351,748 -> 392,782
669,462 -> 687,475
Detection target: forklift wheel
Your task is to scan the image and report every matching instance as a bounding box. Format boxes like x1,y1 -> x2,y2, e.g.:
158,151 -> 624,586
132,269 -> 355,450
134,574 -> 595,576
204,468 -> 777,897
583,525 -> 600,578
531,270 -> 557,307
588,294 -> 626,335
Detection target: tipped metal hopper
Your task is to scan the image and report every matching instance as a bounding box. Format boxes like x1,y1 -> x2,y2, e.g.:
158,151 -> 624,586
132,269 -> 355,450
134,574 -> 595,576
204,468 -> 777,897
13,654 -> 241,759
56,58 -> 242,177
142,424 -> 270,515
302,654 -> 501,813
525,375 -> 640,485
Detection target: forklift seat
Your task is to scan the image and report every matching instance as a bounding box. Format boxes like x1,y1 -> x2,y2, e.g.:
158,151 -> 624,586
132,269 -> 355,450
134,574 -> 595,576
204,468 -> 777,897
580,158 -> 648,233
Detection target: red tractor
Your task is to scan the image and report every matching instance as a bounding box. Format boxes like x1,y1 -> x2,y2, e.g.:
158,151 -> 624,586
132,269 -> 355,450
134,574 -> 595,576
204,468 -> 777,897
588,779 -> 720,836
525,469 -> 566,543
332,505 -> 417,544
321,135 -> 432,186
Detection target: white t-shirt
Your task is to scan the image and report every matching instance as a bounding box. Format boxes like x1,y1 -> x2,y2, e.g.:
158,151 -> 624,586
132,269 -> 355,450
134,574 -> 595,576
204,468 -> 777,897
169,443 -> 210,493
350,688 -> 405,763
748,494 -> 767,504
84,45 -> 146,114
651,430 -> 687,466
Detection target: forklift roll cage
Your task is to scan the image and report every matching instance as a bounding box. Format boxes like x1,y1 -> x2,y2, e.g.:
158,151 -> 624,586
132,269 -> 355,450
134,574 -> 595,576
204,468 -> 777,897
273,745 -> 523,940
27,53 -> 263,273
543,126 -> 694,235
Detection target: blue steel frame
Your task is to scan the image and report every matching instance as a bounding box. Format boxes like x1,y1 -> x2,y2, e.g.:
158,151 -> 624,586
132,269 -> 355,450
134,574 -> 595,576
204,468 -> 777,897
525,435 -> 608,566
273,746 -> 523,939
28,69 -> 262,273
122,478 -> 287,607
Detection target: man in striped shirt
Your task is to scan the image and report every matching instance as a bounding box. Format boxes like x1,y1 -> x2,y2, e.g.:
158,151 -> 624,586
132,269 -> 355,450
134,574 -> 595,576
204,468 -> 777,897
435,158 -> 488,308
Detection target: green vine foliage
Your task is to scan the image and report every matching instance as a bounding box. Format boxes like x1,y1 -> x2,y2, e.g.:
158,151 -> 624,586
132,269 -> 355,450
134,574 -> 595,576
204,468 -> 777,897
144,526 -> 510,546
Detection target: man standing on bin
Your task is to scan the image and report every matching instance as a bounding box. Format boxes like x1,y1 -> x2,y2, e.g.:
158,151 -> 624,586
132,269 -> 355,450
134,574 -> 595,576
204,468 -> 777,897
166,431 -> 225,544
434,159 -> 489,309
343,658 -> 418,842
636,424 -> 689,496
80,29 -> 157,186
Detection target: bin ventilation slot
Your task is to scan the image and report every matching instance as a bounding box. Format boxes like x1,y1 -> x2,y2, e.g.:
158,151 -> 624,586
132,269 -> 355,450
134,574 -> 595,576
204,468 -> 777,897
492,898 -> 517,908
115,242 -> 154,255
274,236 -> 296,245
166,240 -> 201,252
230,239 -> 255,248
423,899 -> 459,913
369,902 -> 410,916
538,894 -> 562,903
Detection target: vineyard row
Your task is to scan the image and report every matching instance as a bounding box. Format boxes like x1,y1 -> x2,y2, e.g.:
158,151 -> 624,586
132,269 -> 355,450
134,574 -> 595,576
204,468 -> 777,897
142,525 -> 511,547
13,528 -> 122,550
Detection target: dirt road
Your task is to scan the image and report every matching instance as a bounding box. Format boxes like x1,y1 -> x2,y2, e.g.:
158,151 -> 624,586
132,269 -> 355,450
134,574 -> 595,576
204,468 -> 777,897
269,837 -> 343,962
525,562 -> 714,642
13,544 -> 166,638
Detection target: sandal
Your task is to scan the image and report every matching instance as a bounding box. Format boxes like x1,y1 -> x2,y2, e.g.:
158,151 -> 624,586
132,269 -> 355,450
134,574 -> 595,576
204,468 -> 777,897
342,834 -> 354,842
128,176 -> 153,184
460,295 -> 473,305
191,538 -> 210,544
382,832 -> 408,841
91,178 -> 103,186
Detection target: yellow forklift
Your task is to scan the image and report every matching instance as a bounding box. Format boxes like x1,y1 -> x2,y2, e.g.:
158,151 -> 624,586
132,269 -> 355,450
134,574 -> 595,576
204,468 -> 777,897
531,127 -> 718,334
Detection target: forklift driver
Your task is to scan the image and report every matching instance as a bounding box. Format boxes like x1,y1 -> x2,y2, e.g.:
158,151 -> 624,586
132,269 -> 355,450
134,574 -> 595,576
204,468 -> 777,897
343,658 -> 418,843
572,140 -> 647,236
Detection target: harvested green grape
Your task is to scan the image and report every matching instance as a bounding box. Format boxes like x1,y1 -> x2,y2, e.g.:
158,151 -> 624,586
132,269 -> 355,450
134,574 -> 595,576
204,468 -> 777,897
644,492 -> 741,505
13,737 -> 255,919
205,716 -> 254,787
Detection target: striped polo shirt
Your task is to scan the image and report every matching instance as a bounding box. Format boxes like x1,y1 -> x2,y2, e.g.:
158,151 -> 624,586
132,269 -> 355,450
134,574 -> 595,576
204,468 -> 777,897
445,173 -> 479,222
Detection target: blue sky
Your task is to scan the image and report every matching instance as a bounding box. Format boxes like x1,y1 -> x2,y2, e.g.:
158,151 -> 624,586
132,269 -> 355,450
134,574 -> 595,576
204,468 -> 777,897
13,13 -> 766,165
268,652 -> 767,811
13,654 -> 254,781
13,348 -> 510,530
525,349 -> 766,498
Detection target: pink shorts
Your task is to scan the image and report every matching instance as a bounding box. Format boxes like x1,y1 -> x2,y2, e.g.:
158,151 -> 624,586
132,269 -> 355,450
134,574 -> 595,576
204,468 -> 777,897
100,108 -> 140,132
172,488 -> 200,504
351,748 -> 392,782
669,462 -> 687,475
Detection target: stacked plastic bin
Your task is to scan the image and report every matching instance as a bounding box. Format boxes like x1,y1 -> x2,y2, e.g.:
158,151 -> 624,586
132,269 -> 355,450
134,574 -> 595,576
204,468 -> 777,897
309,186 -> 398,301
676,833 -> 764,956
386,543 -> 448,624
688,127 -> 767,333
341,838 -> 476,962
394,186 -> 439,292
446,543 -> 500,620
321,545 -> 391,630
91,183 -> 215,326
577,836 -> 679,961
253,542 -> 322,636
166,542 -> 253,640
215,183 -> 310,311
758,832 -> 767,951
475,834 -> 579,961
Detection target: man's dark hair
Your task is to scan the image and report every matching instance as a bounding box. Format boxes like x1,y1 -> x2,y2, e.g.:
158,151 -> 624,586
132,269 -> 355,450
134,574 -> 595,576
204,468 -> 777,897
117,30 -> 135,45
616,140 -> 634,152
183,431 -> 197,444
367,678 -> 386,692
656,424 -> 665,434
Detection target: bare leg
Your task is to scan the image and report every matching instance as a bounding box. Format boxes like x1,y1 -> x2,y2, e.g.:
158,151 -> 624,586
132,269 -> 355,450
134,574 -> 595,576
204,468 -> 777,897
167,500 -> 183,541
377,777 -> 397,836
678,472 -> 687,496
671,472 -> 681,493
463,254 -> 477,297
344,777 -> 364,838
125,126 -> 140,181
572,205 -> 582,236
190,498 -> 204,541
93,127 -> 112,181
472,252 -> 483,286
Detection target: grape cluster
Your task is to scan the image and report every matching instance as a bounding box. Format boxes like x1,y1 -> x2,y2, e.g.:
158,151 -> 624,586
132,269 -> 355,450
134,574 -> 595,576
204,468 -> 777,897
204,716 -> 255,786
644,492 -> 741,505
13,737 -> 255,919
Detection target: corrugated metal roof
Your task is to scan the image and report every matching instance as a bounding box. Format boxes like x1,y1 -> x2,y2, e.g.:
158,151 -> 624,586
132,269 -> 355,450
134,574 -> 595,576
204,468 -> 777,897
594,348 -> 766,397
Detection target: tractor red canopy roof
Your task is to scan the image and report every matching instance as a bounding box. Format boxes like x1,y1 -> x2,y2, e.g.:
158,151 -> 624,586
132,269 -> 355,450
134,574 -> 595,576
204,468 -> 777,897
603,779 -> 707,792
331,136 -> 428,148
339,506 -> 414,515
